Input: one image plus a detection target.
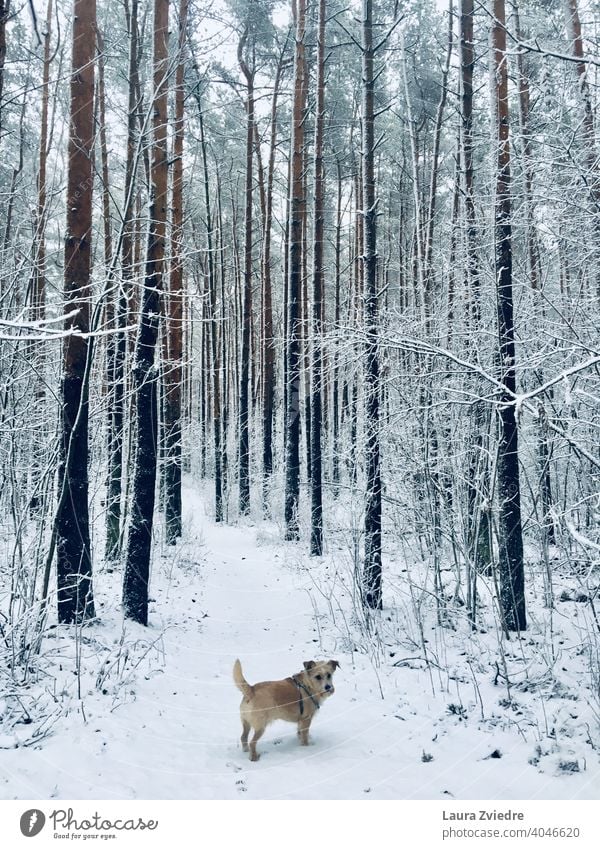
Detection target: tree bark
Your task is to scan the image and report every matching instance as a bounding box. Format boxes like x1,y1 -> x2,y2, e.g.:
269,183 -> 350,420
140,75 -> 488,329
105,0 -> 139,561
56,0 -> 97,624
332,156 -> 343,492
361,0 -> 382,609
28,0 -> 53,513
310,0 -> 326,556
492,0 -> 526,633
284,0 -> 306,541
164,0 -> 188,542
460,0 -> 492,585
460,0 -> 478,314
238,29 -> 255,516
196,88 -> 223,522
261,45 -> 286,511
123,0 -> 169,625
31,0 -> 52,329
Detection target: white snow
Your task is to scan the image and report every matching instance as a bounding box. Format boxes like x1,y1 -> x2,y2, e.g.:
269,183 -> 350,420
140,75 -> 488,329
1,483 -> 599,800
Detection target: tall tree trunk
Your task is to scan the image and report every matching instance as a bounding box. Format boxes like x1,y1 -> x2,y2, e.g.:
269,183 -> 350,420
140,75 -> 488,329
29,0 -> 52,513
460,0 -> 478,314
196,88 -> 223,522
96,25 -> 118,542
31,0 -> 52,327
262,46 -> 286,512
283,155 -> 291,418
56,0 -> 97,624
164,0 -> 188,542
284,0 -> 306,541
460,0 -> 492,589
361,0 -> 382,609
216,168 -> 229,514
350,164 -> 363,486
302,153 -> 311,485
513,1 -> 555,547
253,123 -> 266,416
492,0 -> 526,633
123,0 -> 169,625
310,0 -> 326,556
238,30 -> 255,516
105,0 -> 139,561
332,156 -> 343,492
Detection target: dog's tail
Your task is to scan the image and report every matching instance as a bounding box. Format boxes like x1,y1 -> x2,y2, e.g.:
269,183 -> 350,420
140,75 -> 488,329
233,659 -> 254,699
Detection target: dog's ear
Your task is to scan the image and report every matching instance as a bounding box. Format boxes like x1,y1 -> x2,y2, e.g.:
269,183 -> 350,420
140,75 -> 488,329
329,660 -> 341,670
303,660 -> 316,671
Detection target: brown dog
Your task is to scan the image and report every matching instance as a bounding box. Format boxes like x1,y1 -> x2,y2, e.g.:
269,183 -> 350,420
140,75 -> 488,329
233,658 -> 340,761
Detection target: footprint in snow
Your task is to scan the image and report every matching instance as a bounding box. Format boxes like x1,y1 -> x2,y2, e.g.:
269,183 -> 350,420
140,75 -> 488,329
236,780 -> 247,793
226,761 -> 242,772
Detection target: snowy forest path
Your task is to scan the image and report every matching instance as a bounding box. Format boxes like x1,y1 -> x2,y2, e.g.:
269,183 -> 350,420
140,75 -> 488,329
150,483 -> 407,799
2,485 -> 599,800
1,485 -> 406,800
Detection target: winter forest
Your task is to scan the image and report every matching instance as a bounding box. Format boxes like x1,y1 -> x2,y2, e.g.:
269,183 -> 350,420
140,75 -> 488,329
0,0 -> 600,801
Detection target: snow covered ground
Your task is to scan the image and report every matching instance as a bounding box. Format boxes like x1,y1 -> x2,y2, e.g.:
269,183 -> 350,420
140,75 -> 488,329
1,483 -> 599,800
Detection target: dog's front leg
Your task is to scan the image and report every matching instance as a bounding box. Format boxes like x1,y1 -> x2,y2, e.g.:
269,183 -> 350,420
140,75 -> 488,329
297,717 -> 311,746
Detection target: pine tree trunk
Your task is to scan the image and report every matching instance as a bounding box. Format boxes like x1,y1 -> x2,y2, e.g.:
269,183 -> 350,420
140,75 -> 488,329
196,88 -> 223,522
310,0 -> 326,556
164,0 -> 188,542
262,48 -> 285,511
106,0 -> 139,561
460,0 -> 492,582
29,0 -> 53,513
302,157 -> 311,486
123,0 -> 169,626
492,0 -> 526,633
32,0 -> 52,327
349,166 -> 362,487
284,0 -> 307,541
217,167 -> 229,513
332,156 -> 342,492
238,31 -> 255,516
97,25 -> 119,549
514,2 -> 555,546
56,0 -> 97,624
361,0 -> 382,609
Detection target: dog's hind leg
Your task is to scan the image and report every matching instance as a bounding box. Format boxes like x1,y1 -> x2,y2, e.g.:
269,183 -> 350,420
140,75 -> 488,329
249,726 -> 265,762
240,720 -> 250,752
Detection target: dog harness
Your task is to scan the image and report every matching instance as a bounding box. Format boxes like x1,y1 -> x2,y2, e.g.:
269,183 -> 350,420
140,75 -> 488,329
291,676 -> 320,716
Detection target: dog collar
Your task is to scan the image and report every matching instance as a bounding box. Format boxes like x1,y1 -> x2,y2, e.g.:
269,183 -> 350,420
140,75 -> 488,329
292,676 -> 320,715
